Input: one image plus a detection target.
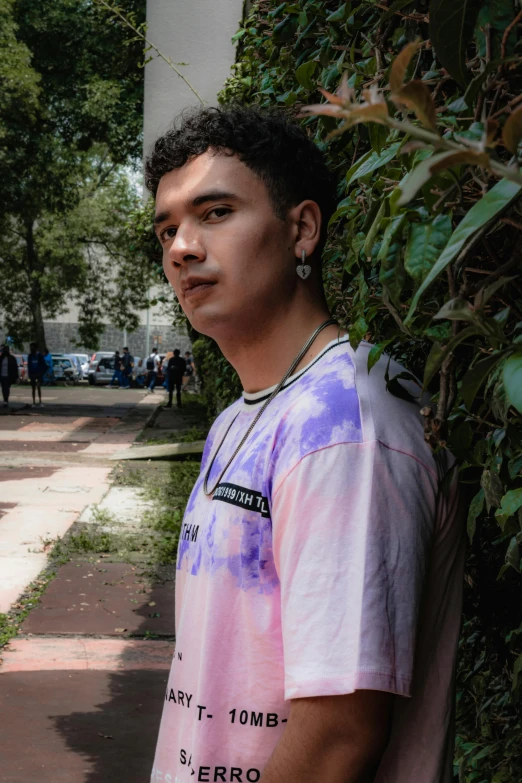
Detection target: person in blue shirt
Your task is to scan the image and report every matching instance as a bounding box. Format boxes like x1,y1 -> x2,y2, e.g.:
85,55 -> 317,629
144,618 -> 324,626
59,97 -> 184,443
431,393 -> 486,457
27,343 -> 47,407
43,347 -> 54,385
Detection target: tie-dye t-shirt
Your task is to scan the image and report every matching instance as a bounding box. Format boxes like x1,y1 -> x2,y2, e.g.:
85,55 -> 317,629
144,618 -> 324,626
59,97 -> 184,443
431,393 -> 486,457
151,338 -> 464,783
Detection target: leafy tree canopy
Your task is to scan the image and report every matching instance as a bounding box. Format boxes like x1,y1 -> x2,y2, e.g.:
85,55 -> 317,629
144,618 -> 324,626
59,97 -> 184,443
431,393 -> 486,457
0,0 -> 151,350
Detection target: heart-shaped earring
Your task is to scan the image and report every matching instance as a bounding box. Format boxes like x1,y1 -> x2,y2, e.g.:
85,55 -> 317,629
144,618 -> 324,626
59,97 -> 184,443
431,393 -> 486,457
296,250 -> 311,280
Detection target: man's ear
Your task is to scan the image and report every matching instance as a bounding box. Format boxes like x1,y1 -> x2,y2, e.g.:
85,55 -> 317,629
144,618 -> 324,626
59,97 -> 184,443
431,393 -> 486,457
291,199 -> 322,260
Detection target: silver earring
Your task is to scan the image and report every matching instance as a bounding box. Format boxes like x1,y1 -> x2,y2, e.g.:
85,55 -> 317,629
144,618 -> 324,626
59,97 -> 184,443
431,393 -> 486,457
296,249 -> 311,280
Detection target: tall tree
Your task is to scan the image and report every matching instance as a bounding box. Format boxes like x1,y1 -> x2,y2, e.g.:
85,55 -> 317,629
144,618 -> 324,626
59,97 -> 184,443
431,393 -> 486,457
0,0 -> 148,350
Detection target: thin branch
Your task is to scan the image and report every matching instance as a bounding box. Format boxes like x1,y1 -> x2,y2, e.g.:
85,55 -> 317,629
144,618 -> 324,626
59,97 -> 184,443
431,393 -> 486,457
501,8 -> 522,62
92,0 -> 205,105
491,92 -> 522,120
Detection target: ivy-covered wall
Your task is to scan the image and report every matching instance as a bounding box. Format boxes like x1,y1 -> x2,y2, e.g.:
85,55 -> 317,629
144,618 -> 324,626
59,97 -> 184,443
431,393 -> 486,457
195,1 -> 522,779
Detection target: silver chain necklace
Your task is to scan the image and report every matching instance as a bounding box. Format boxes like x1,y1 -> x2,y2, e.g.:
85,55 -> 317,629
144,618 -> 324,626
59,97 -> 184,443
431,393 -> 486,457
203,318 -> 337,496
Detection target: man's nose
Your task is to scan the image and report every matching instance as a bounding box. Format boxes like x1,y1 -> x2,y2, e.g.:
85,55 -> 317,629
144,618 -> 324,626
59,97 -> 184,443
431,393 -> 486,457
169,224 -> 206,266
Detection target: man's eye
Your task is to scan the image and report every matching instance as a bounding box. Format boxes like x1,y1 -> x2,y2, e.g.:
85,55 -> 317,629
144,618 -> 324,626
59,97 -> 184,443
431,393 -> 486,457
160,227 -> 177,241
208,207 -> 231,219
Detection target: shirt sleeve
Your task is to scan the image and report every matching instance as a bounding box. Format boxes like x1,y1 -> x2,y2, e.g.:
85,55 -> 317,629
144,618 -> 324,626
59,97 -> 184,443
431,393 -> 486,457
271,440 -> 438,701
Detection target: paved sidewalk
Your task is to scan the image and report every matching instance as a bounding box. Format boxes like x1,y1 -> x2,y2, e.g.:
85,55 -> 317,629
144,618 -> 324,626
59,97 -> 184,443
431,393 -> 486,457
0,393 -> 205,782
0,392 -> 159,613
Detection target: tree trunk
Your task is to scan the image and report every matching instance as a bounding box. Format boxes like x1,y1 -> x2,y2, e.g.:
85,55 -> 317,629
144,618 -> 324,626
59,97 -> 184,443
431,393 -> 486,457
26,221 -> 47,351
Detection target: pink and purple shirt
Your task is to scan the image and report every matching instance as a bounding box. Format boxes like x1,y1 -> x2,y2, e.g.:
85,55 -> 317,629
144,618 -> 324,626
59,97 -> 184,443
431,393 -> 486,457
152,338 -> 464,783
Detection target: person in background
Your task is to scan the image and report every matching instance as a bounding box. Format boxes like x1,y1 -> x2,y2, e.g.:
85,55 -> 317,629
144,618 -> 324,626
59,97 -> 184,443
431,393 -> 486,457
0,345 -> 19,407
161,350 -> 174,391
43,346 -> 54,385
27,342 -> 47,407
165,349 -> 186,408
134,357 -> 147,388
182,350 -> 195,391
121,347 -> 134,389
109,350 -> 123,388
146,346 -> 160,393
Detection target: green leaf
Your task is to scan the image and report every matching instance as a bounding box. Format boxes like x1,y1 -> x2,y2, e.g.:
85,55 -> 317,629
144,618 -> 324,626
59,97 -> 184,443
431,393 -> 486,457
368,124 -> 389,154
370,0 -> 416,28
495,488 -> 522,530
367,339 -> 393,373
423,325 -> 482,388
397,150 -> 458,206
461,351 -> 510,409
433,298 -> 477,322
505,536 -> 520,572
347,142 -> 402,185
349,316 -> 368,351
481,469 -> 504,513
378,215 -> 406,306
503,353 -> 522,413
231,29 -> 247,43
508,454 -> 522,480
295,60 -> 318,91
512,652 -> 522,692
404,214 -> 452,283
406,179 -> 522,323
423,341 -> 445,388
467,487 -> 484,542
429,0 -> 482,88
326,3 -> 348,22
363,200 -> 386,258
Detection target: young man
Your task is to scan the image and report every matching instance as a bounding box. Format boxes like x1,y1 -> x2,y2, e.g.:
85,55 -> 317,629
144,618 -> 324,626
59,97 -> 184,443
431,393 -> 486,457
146,346 -> 161,393
147,107 -> 464,783
27,343 -> 47,407
0,345 -> 19,406
165,348 -> 186,408
120,346 -> 134,389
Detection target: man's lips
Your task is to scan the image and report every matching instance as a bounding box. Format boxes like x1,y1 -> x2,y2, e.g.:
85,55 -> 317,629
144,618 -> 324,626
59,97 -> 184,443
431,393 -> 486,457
181,279 -> 217,300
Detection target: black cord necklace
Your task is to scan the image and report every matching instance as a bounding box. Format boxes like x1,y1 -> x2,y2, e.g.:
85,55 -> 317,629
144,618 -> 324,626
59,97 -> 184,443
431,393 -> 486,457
203,318 -> 337,496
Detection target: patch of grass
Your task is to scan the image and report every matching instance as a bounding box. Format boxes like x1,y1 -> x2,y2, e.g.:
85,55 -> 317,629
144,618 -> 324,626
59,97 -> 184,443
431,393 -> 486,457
53,528 -> 122,556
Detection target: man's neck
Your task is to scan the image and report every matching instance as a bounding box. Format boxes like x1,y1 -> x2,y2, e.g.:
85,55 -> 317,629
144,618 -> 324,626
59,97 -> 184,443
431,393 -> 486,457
217,305 -> 341,394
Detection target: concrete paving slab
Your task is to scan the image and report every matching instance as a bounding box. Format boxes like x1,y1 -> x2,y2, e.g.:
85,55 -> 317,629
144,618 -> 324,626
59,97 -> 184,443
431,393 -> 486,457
0,554 -> 48,614
0,509 -> 78,557
78,486 -> 154,527
0,467 -> 59,482
0,668 -> 168,783
0,637 -> 174,672
0,441 -> 90,452
22,561 -> 175,637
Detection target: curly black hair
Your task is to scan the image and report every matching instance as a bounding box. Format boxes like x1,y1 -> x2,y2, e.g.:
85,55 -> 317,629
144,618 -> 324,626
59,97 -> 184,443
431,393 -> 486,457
144,106 -> 337,255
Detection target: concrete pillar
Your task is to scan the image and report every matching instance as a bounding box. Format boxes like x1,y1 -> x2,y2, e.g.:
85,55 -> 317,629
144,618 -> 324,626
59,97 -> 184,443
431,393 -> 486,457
143,0 -> 244,157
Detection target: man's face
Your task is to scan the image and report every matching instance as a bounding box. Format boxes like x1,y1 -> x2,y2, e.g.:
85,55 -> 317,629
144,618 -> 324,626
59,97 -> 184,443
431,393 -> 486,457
154,151 -> 298,339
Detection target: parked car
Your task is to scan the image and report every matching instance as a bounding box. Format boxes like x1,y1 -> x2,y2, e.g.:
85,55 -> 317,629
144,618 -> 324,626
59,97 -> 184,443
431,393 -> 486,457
64,354 -> 83,381
87,351 -> 114,378
88,354 -> 115,385
51,355 -> 79,384
72,353 -> 89,380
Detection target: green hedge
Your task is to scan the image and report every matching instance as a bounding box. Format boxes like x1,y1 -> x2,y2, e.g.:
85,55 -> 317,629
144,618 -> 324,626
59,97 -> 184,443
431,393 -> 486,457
192,1 -> 522,778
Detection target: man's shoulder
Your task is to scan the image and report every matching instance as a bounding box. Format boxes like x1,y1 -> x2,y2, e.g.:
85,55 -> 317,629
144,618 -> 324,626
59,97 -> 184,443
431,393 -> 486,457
271,339 -> 435,470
